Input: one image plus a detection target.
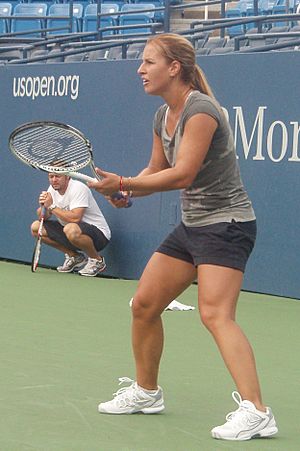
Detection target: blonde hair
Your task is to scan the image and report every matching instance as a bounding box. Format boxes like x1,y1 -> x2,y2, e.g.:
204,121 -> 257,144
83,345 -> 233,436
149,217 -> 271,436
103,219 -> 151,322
146,33 -> 215,98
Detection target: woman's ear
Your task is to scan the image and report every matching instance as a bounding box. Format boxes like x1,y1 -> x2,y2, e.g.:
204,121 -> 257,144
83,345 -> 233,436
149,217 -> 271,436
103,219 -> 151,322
169,60 -> 181,78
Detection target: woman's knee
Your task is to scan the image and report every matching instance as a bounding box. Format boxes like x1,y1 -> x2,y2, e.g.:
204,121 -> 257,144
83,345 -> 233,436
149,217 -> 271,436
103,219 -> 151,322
199,302 -> 229,332
199,305 -> 215,330
131,294 -> 162,322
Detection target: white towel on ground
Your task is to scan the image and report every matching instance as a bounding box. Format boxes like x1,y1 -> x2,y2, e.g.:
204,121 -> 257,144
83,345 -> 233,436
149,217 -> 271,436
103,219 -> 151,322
129,298 -> 195,311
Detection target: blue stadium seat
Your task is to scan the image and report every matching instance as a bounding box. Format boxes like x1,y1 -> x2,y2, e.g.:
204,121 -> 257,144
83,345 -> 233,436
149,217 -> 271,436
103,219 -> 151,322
25,0 -> 55,6
82,3 -> 119,35
273,0 -> 296,11
225,8 -> 244,36
258,0 -> 276,13
272,4 -> 293,27
133,0 -> 164,22
101,0 -> 125,10
235,0 -> 263,30
47,3 -> 83,34
2,0 -> 18,12
236,0 -> 275,21
245,8 -> 259,30
0,2 -> 12,34
119,3 -> 155,34
11,3 -> 48,37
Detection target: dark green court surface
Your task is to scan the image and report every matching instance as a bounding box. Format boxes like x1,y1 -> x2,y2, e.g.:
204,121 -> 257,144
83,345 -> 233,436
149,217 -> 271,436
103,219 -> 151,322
0,261 -> 299,451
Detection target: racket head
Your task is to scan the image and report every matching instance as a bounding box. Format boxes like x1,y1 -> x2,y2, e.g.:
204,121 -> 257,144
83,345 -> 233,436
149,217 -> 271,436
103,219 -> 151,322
9,121 -> 93,175
31,237 -> 42,272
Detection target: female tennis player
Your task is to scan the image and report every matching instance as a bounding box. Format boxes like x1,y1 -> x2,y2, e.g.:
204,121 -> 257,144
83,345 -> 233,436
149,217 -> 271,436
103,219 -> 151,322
89,33 -> 278,441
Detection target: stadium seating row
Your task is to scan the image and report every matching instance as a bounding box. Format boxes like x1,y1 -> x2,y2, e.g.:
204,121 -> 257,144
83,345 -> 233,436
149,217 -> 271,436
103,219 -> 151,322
194,24 -> 300,53
0,39 -> 147,62
2,23 -> 299,64
0,1 -> 164,35
225,0 -> 300,36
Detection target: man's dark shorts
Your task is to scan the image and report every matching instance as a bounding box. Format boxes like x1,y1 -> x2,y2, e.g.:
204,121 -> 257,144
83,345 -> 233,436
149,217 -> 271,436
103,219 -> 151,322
44,220 -> 109,252
156,220 -> 257,272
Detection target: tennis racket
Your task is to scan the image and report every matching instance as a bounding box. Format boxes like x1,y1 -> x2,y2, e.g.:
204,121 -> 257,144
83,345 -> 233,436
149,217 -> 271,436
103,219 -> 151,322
31,205 -> 46,272
9,121 -> 132,207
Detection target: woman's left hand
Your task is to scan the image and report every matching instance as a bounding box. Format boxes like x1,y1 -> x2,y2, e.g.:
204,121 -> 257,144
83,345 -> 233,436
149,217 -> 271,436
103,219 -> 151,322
88,168 -> 120,195
106,194 -> 131,209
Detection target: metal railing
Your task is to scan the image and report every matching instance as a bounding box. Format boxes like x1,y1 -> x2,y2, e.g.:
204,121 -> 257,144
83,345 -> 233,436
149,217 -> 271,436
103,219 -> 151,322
1,0 -> 300,63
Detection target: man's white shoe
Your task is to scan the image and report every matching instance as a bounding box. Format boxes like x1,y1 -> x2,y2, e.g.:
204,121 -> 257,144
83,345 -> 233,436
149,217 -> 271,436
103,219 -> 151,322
98,377 -> 165,414
57,253 -> 87,273
211,391 -> 278,441
78,257 -> 106,276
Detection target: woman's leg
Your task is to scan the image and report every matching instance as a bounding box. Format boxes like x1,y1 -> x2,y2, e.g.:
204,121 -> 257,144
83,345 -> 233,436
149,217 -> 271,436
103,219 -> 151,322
197,264 -> 265,411
132,252 -> 197,390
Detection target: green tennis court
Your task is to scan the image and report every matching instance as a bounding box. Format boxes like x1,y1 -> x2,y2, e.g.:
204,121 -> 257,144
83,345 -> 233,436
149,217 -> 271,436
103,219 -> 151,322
0,260 -> 299,451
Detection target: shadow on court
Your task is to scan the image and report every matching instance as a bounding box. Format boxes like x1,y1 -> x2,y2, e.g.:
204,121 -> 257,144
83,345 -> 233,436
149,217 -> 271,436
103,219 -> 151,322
0,260 -> 298,451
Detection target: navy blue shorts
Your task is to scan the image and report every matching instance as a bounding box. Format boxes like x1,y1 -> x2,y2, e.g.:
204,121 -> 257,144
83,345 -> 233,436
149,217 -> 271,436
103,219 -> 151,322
43,220 -> 109,252
156,220 -> 256,272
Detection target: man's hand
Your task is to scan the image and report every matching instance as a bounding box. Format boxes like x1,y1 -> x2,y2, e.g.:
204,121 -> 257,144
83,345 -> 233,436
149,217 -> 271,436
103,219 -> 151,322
39,191 -> 53,208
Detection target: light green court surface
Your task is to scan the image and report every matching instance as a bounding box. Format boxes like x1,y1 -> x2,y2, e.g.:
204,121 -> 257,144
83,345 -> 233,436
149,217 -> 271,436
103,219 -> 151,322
0,260 -> 299,451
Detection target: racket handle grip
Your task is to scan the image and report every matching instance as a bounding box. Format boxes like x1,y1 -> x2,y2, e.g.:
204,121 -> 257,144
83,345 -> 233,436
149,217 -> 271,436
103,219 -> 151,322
40,205 -> 47,218
111,192 -> 133,208
67,172 -> 97,184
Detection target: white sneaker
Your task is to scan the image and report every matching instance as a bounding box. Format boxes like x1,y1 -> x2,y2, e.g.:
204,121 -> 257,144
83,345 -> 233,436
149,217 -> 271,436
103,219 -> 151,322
98,377 -> 165,414
57,253 -> 87,273
211,391 -> 278,441
78,257 -> 106,277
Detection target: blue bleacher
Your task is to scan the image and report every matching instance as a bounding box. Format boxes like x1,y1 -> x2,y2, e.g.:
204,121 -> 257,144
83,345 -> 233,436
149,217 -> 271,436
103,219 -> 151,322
133,0 -> 164,22
11,3 -> 48,37
271,0 -> 296,27
0,0 -> 18,12
119,3 -> 155,34
47,3 -> 83,34
82,3 -> 119,35
236,0 -> 276,14
0,2 -> 12,33
225,8 -> 244,36
100,0 -> 125,10
24,0 -> 57,5
271,4 -> 289,26
273,0 -> 297,11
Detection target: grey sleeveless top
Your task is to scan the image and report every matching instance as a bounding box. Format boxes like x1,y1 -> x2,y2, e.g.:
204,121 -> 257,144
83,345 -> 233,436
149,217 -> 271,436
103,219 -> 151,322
153,91 -> 255,227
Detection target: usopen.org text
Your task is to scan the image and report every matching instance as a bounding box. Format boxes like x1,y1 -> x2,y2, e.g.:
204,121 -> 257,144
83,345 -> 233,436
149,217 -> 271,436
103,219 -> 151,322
12,74 -> 80,101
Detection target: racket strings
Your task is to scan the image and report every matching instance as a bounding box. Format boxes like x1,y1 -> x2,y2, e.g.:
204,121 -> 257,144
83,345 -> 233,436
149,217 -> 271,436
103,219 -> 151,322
12,125 -> 91,171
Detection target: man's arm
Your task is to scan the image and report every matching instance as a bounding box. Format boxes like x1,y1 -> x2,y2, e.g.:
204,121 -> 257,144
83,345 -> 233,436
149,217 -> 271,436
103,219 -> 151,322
37,191 -> 86,222
48,206 -> 86,223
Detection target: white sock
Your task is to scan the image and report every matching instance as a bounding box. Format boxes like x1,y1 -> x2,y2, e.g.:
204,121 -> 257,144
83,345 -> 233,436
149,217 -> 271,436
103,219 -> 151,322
138,384 -> 158,394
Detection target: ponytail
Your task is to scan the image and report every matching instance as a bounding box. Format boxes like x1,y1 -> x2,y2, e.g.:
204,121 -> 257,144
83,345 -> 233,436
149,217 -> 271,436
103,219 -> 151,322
192,66 -> 215,99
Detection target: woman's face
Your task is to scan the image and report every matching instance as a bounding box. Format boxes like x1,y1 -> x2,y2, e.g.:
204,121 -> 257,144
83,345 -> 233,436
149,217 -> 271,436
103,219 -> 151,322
137,43 -> 174,96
